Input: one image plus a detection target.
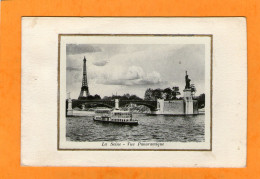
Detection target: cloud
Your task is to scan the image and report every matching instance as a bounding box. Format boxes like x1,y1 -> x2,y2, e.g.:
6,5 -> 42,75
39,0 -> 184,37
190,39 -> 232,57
66,44 -> 102,55
96,66 -> 167,86
66,67 -> 82,71
125,66 -> 144,80
93,60 -> 109,66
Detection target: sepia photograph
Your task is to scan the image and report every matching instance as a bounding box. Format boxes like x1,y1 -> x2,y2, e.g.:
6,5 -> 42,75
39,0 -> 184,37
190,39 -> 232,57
21,17 -> 247,167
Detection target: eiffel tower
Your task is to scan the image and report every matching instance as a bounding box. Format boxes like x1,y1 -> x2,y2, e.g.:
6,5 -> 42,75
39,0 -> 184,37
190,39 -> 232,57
78,56 -> 90,99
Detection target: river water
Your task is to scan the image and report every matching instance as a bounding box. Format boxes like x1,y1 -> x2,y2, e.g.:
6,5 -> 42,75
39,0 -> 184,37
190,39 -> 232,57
66,114 -> 205,142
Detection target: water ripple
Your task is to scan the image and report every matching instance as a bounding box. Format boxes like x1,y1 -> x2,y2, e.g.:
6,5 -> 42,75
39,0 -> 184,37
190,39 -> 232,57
66,114 -> 205,142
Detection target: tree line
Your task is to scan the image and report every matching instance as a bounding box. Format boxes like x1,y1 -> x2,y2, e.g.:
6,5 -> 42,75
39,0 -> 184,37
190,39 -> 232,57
144,87 -> 181,101
193,93 -> 205,109
144,86 -> 205,109
82,94 -> 143,101
102,94 -> 143,101
82,87 -> 205,109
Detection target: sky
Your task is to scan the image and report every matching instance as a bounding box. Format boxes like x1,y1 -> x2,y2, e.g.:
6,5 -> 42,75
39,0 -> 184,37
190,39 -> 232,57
66,44 -> 205,99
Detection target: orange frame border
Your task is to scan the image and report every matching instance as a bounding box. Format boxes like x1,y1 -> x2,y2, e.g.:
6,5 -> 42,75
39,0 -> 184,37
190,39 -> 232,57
0,0 -> 257,178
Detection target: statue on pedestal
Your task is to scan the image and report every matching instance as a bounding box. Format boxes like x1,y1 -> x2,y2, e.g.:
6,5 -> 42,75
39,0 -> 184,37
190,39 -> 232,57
185,71 -> 191,89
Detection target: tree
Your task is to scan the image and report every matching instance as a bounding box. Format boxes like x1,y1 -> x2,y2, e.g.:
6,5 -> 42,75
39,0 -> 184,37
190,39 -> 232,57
191,84 -> 196,97
172,86 -> 180,99
94,94 -> 101,100
123,93 -> 130,99
103,96 -> 109,100
153,89 -> 162,99
144,88 -> 154,101
129,94 -> 142,100
163,88 -> 173,100
197,93 -> 205,109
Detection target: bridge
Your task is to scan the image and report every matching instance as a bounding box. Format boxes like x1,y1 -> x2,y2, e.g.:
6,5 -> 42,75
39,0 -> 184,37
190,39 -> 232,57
69,99 -> 158,111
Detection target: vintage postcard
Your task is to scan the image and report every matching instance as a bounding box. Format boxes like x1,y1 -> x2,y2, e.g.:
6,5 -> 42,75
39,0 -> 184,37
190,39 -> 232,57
58,35 -> 212,150
21,17 -> 246,167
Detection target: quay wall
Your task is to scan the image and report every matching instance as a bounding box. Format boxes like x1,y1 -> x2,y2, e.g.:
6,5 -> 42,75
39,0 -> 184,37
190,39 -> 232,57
163,100 -> 185,115
67,110 -> 95,117
151,99 -> 199,115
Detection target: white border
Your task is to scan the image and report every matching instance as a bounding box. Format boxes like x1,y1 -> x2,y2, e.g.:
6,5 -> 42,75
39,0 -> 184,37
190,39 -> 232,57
21,17 -> 247,167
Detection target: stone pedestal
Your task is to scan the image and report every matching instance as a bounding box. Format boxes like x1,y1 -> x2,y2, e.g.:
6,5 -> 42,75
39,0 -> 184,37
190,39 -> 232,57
157,99 -> 164,113
183,89 -> 193,115
151,99 -> 164,115
67,98 -> 73,116
81,104 -> 85,110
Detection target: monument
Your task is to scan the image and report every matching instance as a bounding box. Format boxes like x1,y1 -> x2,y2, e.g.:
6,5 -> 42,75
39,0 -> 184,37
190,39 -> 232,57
183,71 -> 194,115
78,56 -> 90,99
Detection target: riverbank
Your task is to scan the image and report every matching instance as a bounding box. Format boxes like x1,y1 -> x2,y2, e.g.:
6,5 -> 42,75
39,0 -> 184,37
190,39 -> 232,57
67,110 -> 95,117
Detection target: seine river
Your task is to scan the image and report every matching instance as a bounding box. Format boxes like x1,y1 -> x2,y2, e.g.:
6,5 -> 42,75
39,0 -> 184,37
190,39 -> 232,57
66,114 -> 205,142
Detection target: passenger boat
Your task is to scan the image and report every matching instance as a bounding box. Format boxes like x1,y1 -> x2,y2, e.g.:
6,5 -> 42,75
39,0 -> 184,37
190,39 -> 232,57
93,108 -> 138,125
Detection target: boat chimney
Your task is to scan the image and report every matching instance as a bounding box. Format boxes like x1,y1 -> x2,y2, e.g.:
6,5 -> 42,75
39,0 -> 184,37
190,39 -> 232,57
115,99 -> 119,110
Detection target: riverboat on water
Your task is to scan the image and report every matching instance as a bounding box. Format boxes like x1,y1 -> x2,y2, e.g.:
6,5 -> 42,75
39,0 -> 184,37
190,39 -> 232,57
93,108 -> 138,125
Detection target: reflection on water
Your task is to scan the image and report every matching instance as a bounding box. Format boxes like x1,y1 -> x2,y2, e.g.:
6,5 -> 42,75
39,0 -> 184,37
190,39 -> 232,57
66,114 -> 205,142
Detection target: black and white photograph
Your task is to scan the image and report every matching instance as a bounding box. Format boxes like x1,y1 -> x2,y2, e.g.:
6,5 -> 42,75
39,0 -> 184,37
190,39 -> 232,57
59,35 -> 212,150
